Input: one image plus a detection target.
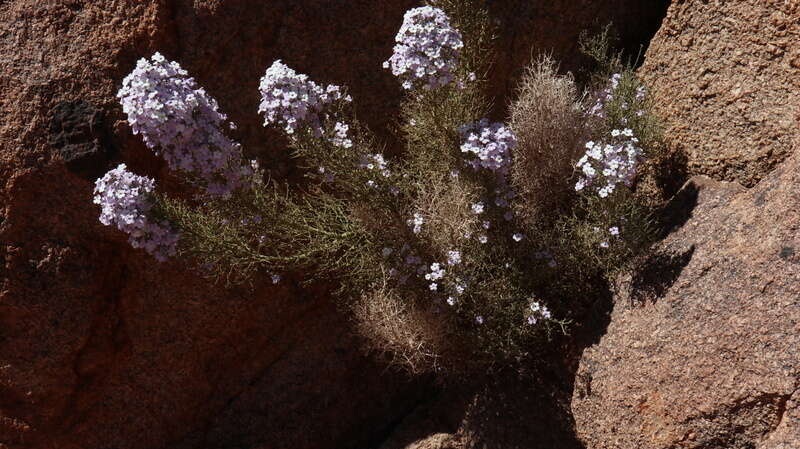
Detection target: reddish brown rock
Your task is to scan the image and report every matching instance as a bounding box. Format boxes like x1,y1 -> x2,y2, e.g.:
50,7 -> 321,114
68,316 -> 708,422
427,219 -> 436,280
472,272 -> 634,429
0,2 -> 424,448
639,0 -> 800,186
571,147 -> 800,448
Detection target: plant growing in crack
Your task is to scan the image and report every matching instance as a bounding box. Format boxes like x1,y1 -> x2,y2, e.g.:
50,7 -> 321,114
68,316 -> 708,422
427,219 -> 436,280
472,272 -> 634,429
94,0 -> 666,375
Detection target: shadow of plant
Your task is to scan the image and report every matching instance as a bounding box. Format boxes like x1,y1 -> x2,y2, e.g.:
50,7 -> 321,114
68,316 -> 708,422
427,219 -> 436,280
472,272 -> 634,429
629,245 -> 695,305
658,179 -> 699,238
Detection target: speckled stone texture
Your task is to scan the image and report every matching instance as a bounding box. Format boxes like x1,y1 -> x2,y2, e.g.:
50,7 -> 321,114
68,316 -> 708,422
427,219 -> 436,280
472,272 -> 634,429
0,2 -> 424,448
639,0 -> 800,187
571,147 -> 800,448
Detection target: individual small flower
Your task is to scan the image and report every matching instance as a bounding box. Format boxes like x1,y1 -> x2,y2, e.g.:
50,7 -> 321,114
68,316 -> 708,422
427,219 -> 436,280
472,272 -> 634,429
382,247 -> 394,257
512,233 -> 524,242
258,60 -> 349,137
271,274 -> 281,284
527,315 -> 537,325
609,226 -> 620,236
475,315 -> 484,325
93,164 -> 179,262
478,235 -> 488,244
600,241 -> 610,248
471,202 -> 485,214
429,283 -> 438,291
384,6 -> 464,90
446,296 -> 456,306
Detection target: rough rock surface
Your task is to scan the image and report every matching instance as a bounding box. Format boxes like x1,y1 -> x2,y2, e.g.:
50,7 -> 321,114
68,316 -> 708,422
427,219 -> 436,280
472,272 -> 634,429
571,148 -> 800,448
0,1 -> 670,449
639,0 -> 800,186
0,2 -> 424,448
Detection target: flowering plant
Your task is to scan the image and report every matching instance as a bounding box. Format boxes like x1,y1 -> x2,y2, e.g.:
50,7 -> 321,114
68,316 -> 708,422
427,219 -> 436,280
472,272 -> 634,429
96,2 -> 663,375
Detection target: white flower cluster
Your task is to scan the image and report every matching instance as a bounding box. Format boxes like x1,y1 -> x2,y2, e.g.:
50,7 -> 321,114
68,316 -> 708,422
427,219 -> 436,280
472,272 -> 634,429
117,53 -> 252,197
359,153 -> 394,190
458,119 -> 517,174
258,60 -> 351,137
93,164 -> 179,262
526,300 -> 552,325
425,262 -> 446,290
457,119 -> 524,242
383,6 -> 464,90
446,250 -> 461,265
331,121 -> 353,148
575,128 -> 642,198
407,212 -> 424,234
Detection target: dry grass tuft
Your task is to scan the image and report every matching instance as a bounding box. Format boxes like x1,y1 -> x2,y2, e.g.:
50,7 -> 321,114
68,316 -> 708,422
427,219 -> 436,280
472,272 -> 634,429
509,55 -> 587,227
412,175 -> 479,254
353,283 -> 466,375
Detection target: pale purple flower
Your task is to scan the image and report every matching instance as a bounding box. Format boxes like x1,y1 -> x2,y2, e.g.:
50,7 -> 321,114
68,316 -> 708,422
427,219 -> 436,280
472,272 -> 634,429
459,119 -> 517,174
258,60 -> 350,137
93,164 -> 179,261
447,250 -> 461,265
384,7 -> 463,90
117,53 -> 251,197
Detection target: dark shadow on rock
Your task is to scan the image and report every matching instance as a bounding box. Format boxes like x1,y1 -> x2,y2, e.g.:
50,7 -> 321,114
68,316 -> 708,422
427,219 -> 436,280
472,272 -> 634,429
49,100 -> 117,181
629,245 -> 695,305
459,369 -> 587,449
654,148 -> 690,202
658,180 -> 700,238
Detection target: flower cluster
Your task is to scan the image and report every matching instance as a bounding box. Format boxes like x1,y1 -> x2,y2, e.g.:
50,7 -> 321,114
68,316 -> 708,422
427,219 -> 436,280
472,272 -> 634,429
93,164 -> 179,262
258,60 -> 351,137
596,225 -> 621,249
383,6 -> 464,90
458,119 -> 517,174
117,53 -> 251,197
425,262 -> 446,290
574,128 -> 643,197
359,153 -> 393,189
407,212 -> 424,234
457,119 -> 522,240
526,300 -> 552,325
331,122 -> 353,148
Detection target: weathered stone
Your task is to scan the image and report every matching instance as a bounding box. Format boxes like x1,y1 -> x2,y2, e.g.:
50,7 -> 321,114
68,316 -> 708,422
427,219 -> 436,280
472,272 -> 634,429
639,0 -> 800,186
571,149 -> 800,448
